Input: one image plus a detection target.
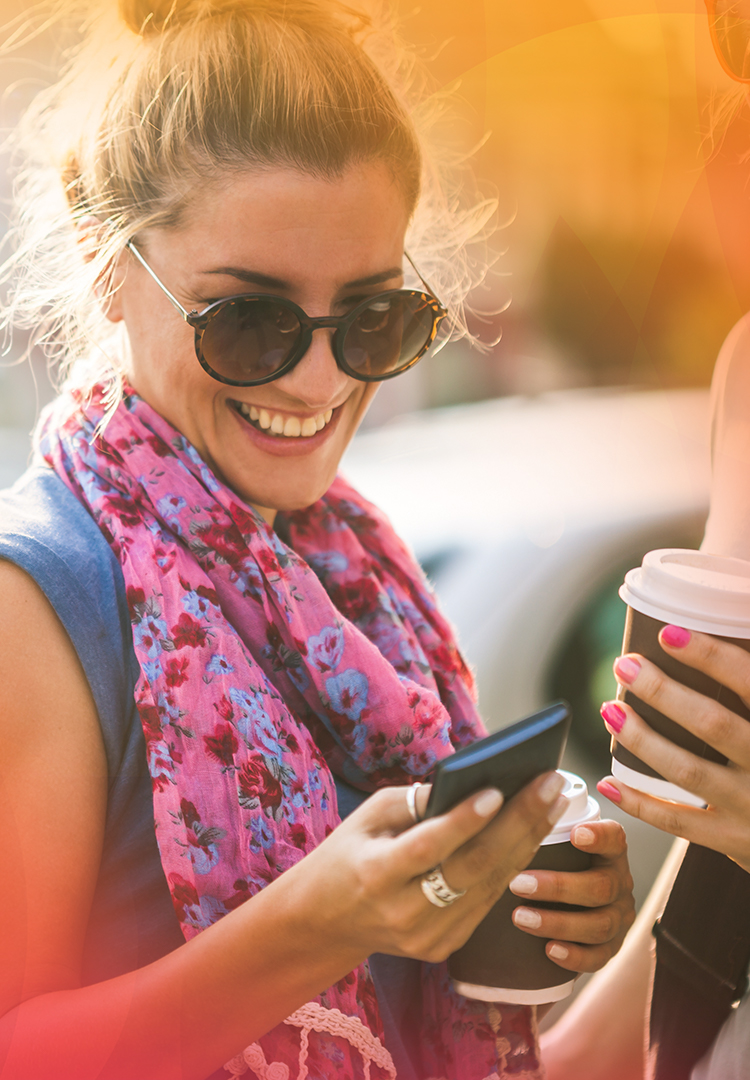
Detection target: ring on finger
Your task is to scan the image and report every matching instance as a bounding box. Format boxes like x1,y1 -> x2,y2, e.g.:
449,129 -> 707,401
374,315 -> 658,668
421,865 -> 467,908
406,782 -> 423,824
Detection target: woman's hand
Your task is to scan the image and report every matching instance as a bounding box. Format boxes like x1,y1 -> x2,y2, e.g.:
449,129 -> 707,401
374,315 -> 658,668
291,771 -> 570,966
507,820 -> 635,973
598,625 -> 750,872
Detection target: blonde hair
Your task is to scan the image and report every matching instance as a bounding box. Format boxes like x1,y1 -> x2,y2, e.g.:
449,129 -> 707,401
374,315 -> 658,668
2,0 -> 495,401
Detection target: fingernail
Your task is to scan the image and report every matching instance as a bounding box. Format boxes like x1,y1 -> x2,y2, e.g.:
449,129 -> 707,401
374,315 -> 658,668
538,772 -> 565,805
597,779 -> 622,804
513,907 -> 542,929
548,794 -> 568,825
600,701 -> 627,734
548,943 -> 569,961
510,873 -> 539,896
661,624 -> 691,649
473,788 -> 503,817
573,826 -> 595,846
614,656 -> 641,684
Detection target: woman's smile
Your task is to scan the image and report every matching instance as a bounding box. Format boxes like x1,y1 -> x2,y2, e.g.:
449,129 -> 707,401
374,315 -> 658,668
110,163 -> 410,522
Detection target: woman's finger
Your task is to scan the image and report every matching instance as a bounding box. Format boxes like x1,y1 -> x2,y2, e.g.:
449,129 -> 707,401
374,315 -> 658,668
658,626 -> 750,711
542,938 -> 626,975
601,697 -> 748,806
596,775 -> 715,840
511,900 -> 630,947
393,771 -> 567,898
611,652 -> 750,771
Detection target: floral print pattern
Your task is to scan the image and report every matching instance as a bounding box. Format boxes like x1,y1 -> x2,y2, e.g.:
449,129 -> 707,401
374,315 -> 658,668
39,385 -> 543,1080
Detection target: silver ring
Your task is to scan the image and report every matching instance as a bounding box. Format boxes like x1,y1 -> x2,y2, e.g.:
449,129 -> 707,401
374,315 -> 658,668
406,782 -> 423,824
421,865 -> 467,908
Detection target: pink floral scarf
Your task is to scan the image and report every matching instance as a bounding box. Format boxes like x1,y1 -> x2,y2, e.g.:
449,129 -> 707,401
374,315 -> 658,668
40,386 -> 544,1080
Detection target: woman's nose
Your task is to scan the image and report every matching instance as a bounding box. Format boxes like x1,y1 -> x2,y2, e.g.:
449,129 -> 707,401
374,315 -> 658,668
276,326 -> 353,407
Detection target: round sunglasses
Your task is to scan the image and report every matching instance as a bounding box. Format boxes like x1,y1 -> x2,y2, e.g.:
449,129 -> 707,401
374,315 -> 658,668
705,0 -> 750,82
127,242 -> 447,386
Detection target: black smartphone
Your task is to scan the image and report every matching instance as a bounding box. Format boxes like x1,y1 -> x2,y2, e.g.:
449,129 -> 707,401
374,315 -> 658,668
423,700 -> 572,819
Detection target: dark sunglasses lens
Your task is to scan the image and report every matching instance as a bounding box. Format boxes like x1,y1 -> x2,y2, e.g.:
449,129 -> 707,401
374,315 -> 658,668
342,293 -> 437,378
714,0 -> 750,79
199,299 -> 301,383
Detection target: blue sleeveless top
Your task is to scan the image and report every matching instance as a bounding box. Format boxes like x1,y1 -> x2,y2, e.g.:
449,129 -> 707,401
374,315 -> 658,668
0,464 -> 421,1078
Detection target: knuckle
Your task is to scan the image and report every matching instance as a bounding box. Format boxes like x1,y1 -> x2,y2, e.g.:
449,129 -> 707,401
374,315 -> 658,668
670,756 -> 704,796
462,841 -> 493,880
702,706 -> 733,747
408,831 -> 436,867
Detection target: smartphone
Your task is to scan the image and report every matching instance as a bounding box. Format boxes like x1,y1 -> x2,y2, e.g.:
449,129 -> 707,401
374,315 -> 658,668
423,700 -> 572,819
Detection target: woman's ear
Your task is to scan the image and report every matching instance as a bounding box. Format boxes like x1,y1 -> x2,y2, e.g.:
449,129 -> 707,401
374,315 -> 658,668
76,215 -> 126,323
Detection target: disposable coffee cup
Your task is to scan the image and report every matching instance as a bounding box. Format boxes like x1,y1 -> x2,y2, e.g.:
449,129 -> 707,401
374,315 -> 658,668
449,770 -> 600,1005
613,549 -> 750,807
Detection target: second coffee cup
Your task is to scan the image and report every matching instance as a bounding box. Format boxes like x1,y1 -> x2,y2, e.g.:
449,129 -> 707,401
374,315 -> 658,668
612,548 -> 750,806
449,770 -> 600,1005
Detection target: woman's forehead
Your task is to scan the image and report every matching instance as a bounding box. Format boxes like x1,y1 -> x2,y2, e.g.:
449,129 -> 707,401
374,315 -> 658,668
156,164 -> 410,281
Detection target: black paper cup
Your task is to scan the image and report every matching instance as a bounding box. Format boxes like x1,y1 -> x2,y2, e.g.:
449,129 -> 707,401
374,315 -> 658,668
612,549 -> 750,806
449,771 -> 599,1005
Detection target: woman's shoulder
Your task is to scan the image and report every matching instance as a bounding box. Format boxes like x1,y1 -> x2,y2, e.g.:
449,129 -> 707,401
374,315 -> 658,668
0,464 -> 138,774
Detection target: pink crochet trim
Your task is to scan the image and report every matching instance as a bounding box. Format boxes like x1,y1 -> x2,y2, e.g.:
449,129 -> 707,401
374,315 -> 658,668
223,1002 -> 396,1080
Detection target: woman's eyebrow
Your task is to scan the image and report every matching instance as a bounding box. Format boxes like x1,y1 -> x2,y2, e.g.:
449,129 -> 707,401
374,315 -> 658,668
201,266 -> 403,290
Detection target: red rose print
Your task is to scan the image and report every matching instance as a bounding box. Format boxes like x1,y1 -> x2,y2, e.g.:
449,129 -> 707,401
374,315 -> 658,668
171,612 -> 208,649
204,722 -> 239,767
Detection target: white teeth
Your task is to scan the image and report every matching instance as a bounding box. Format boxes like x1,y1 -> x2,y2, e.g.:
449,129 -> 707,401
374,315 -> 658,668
237,402 -> 335,437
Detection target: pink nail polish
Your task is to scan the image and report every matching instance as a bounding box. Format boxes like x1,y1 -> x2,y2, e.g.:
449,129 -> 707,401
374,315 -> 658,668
597,780 -> 622,804
614,655 -> 641,685
661,624 -> 691,649
600,701 -> 626,734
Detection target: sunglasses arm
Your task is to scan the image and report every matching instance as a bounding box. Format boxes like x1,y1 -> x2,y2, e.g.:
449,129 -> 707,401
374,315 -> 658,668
404,251 -> 447,311
127,241 -> 196,321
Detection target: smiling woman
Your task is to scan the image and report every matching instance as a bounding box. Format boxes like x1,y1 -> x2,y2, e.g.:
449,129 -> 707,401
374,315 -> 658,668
0,2 -> 636,1079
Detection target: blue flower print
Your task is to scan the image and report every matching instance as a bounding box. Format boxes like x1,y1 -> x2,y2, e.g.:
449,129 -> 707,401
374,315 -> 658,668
326,669 -> 369,721
249,813 -> 276,852
156,493 -> 187,518
189,840 -> 221,875
307,625 -> 345,673
133,612 -> 169,658
307,551 -> 349,574
182,590 -> 214,621
142,657 -> 163,683
206,653 -> 234,676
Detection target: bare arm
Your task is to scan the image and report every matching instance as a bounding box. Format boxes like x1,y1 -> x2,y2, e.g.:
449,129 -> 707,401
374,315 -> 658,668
0,560 -> 570,1080
539,836 -> 687,1080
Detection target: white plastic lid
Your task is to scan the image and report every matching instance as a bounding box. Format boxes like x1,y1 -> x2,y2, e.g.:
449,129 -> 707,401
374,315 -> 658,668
619,549 -> 750,638
541,770 -> 600,845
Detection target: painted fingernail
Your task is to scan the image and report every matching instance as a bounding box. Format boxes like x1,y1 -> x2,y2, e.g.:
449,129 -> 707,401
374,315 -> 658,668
513,907 -> 542,929
538,772 -> 566,805
661,625 -> 691,649
614,655 -> 641,684
573,826 -> 595,846
548,794 -> 568,825
474,788 -> 503,817
597,779 -> 622,804
601,701 -> 627,734
548,943 -> 569,961
510,873 -> 539,896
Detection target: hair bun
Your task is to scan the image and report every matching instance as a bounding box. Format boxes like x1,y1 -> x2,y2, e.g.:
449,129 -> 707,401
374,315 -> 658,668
118,0 -> 219,36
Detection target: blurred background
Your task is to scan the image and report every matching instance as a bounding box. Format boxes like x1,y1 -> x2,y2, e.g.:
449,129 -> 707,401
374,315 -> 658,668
0,0 -> 745,1019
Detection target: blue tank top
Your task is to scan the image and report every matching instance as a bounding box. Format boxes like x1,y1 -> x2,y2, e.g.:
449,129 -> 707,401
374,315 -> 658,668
0,464 -> 421,1078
